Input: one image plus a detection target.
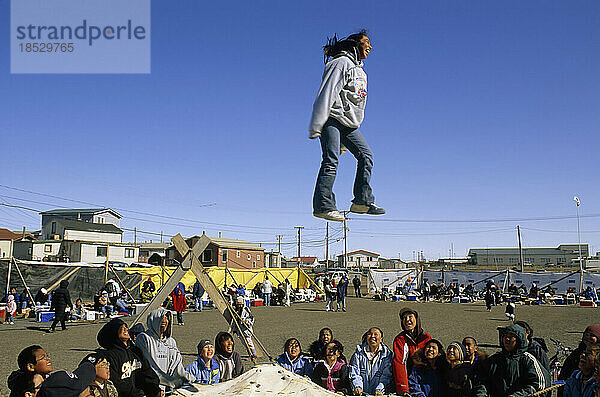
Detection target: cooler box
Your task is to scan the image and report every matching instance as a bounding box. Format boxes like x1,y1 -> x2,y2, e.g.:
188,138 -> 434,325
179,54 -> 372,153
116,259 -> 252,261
406,294 -> 417,301
459,296 -> 470,304
566,294 -> 576,305
251,299 -> 263,307
37,311 -> 55,322
85,311 -> 101,320
553,297 -> 565,305
133,303 -> 148,315
580,300 -> 596,307
392,295 -> 402,302
0,306 -> 5,322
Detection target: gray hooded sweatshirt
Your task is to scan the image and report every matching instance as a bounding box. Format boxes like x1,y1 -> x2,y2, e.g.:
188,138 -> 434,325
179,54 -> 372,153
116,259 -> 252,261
135,308 -> 193,389
309,51 -> 367,138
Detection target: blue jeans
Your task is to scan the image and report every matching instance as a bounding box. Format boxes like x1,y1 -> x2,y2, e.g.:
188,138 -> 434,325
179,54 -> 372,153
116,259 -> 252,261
264,293 -> 271,306
194,296 -> 203,311
313,118 -> 374,213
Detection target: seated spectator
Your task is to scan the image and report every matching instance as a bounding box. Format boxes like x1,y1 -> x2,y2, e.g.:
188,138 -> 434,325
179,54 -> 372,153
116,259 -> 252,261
7,370 -> 44,397
349,327 -> 393,396
214,331 -> 244,382
407,339 -> 445,397
393,307 -> 432,394
34,288 -> 49,306
128,323 -> 144,343
443,341 -> 480,397
37,359 -> 96,397
515,320 -> 550,371
135,308 -> 193,390
71,299 -> 86,321
80,353 -> 118,397
17,345 -> 53,377
560,325 -> 600,384
140,277 -> 156,303
309,328 -> 333,361
563,342 -> 599,397
185,340 -> 220,385
97,318 -> 161,397
311,340 -> 352,395
275,338 -> 313,377
462,337 -> 487,365
98,292 -> 113,317
474,324 -> 550,397
19,289 -> 31,312
114,291 -> 130,315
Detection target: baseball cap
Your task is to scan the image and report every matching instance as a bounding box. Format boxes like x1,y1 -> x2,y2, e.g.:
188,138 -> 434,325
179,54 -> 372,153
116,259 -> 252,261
38,361 -> 95,397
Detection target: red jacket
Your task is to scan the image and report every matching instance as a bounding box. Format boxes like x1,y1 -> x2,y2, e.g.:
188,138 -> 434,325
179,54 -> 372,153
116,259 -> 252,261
392,330 -> 432,393
171,289 -> 187,312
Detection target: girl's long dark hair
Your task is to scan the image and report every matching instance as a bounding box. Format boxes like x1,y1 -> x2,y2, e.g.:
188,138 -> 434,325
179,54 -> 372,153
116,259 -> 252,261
322,29 -> 369,63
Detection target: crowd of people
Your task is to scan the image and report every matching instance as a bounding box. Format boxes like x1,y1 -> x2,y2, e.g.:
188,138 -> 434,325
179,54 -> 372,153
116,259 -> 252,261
5,303 -> 600,397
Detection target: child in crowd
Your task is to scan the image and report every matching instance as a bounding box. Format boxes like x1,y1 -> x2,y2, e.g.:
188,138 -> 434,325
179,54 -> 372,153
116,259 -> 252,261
393,308 -> 432,394
349,327 -> 393,396
504,298 -> 516,321
462,337 -> 487,365
6,294 -> 17,324
7,370 -> 44,397
311,340 -> 352,395
71,298 -> 86,321
443,341 -> 478,397
170,286 -> 187,326
276,338 -> 313,377
309,328 -> 333,361
214,331 -> 244,381
37,359 -> 96,397
231,296 -> 256,358
81,353 -> 118,397
17,345 -> 53,377
515,320 -> 550,371
128,323 -> 144,343
408,339 -> 445,397
185,340 -> 220,385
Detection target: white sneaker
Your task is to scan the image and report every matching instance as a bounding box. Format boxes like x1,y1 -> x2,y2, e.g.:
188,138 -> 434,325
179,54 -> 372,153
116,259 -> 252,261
313,210 -> 345,222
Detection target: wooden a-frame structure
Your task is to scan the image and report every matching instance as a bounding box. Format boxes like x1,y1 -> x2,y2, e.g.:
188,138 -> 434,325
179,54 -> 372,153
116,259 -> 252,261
131,234 -> 270,361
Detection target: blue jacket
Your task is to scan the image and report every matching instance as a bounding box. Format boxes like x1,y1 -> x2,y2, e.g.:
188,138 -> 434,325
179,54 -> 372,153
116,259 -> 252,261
192,282 -> 204,298
348,342 -> 393,395
275,353 -> 313,377
337,278 -> 348,298
185,357 -> 220,385
564,370 -> 597,397
408,361 -> 443,397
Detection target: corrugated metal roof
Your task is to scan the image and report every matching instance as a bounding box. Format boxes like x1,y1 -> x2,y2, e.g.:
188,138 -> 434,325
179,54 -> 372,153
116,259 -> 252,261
209,237 -> 265,251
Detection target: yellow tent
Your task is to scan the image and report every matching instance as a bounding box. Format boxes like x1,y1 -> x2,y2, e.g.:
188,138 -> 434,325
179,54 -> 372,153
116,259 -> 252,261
125,266 -> 321,293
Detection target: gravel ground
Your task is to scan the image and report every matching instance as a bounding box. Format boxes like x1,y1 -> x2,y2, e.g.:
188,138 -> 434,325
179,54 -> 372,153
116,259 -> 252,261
1,298 -> 599,394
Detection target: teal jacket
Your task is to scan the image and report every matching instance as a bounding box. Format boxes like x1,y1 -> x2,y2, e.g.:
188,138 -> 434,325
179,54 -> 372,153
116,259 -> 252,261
474,324 -> 551,397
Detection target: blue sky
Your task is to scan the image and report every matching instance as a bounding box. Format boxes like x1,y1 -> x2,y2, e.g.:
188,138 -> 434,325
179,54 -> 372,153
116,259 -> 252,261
1,1 -> 600,261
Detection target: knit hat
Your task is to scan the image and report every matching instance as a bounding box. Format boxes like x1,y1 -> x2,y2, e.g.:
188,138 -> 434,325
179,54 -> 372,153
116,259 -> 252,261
447,341 -> 467,362
38,361 -> 95,397
585,325 -> 600,339
197,339 -> 214,354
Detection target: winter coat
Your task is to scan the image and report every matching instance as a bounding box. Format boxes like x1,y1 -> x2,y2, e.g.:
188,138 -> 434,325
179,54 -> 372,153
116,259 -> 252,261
311,359 -> 352,395
97,318 -> 161,397
170,289 -> 187,312
276,353 -> 313,377
473,324 -> 551,397
348,342 -> 393,395
51,280 -> 72,316
336,278 -> 348,298
185,357 -> 220,385
214,350 -> 243,381
407,350 -> 444,397
564,369 -> 598,397
135,308 -> 193,389
192,281 -> 205,298
528,338 -> 550,371
6,295 -> 17,315
443,360 -> 481,397
89,380 -> 119,397
393,308 -> 432,393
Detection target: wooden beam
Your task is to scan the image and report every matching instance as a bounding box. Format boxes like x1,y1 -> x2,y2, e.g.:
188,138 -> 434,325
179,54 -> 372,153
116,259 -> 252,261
47,266 -> 81,292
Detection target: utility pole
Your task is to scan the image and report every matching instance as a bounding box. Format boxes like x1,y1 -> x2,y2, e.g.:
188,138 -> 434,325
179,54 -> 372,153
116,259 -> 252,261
325,222 -> 329,269
294,226 -> 304,266
160,231 -> 163,243
276,235 -> 282,254
517,225 -> 524,272
343,212 -> 348,268
134,227 -> 137,245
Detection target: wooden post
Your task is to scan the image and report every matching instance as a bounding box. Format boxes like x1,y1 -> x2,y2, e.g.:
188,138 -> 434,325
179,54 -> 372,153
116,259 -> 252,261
6,257 -> 12,296
12,258 -> 35,310
104,244 -> 109,284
